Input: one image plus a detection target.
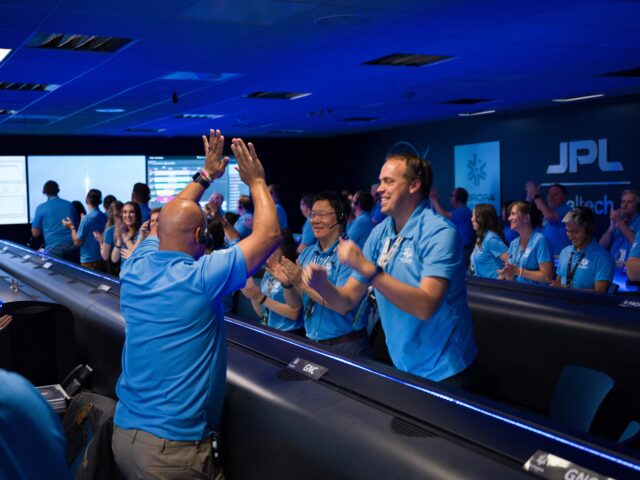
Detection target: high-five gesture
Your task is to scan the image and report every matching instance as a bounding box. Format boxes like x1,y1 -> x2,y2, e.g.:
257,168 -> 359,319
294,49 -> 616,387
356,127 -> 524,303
230,139 -> 265,186
202,129 -> 229,180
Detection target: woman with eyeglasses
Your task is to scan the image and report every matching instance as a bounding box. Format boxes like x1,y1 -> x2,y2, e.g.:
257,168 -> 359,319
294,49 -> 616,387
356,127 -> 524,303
241,229 -> 304,335
498,201 -> 554,285
275,192 -> 372,357
469,203 -> 508,279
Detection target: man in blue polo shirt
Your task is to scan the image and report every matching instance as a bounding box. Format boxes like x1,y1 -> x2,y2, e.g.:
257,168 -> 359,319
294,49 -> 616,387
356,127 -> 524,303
347,191 -> 374,248
305,153 -> 477,386
599,189 -> 640,263
112,130 -> 281,479
276,192 -> 370,356
63,189 -> 107,271
554,207 -> 614,293
430,186 -> 475,251
525,181 -> 571,256
132,182 -> 151,223
31,180 -> 77,260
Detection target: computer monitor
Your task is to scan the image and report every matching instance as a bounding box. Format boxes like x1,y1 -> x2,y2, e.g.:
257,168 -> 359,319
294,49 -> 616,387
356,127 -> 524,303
147,156 -> 249,212
0,156 -> 28,225
27,155 -> 146,220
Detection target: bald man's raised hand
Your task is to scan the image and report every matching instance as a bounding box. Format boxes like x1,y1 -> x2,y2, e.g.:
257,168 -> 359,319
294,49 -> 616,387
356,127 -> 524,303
230,138 -> 265,186
202,129 -> 230,180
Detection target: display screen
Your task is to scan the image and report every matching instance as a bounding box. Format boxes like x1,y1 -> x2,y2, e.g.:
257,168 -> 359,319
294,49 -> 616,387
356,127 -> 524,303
147,156 -> 250,212
27,155 -> 146,220
0,156 -> 28,224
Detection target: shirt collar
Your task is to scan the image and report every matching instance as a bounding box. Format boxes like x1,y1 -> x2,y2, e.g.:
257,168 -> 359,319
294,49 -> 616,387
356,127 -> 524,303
386,199 -> 429,240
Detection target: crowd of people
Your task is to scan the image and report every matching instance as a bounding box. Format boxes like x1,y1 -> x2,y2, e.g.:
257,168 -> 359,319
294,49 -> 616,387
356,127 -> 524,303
20,128 -> 640,478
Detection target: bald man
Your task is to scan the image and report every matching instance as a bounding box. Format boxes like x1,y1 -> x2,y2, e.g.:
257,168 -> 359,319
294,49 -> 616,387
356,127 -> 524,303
112,130 -> 281,479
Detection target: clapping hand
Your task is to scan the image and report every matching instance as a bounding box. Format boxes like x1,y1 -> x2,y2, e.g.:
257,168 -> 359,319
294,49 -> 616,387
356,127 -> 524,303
279,257 -> 303,288
498,263 -> 517,281
240,277 -> 262,301
337,237 -> 365,271
302,263 -> 328,291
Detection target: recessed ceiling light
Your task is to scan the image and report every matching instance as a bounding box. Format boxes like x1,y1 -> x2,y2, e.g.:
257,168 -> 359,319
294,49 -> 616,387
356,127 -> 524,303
27,33 -> 132,53
176,113 -> 224,119
458,110 -> 496,117
95,108 -> 125,113
552,94 -> 604,103
364,53 -> 452,67
0,48 -> 12,63
314,14 -> 367,27
0,82 -> 59,92
246,91 -> 311,100
442,98 -> 494,105
0,108 -> 17,115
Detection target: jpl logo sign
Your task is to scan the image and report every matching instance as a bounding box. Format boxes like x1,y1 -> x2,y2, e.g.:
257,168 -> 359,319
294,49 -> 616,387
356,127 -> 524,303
547,139 -> 623,174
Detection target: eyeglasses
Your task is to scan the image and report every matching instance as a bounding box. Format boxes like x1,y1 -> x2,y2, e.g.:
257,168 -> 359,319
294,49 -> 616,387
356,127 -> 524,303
309,211 -> 336,219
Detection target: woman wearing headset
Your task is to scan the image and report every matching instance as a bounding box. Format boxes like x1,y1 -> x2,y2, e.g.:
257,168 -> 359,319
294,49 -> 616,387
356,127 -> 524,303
552,206 -> 614,293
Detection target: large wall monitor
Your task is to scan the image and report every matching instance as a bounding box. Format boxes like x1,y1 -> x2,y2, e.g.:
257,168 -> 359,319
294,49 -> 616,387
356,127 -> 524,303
147,156 -> 249,212
0,156 -> 28,225
27,155 -> 146,221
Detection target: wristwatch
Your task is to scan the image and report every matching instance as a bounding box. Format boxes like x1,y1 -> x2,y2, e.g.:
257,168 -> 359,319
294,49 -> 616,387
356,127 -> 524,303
368,264 -> 384,282
192,170 -> 211,188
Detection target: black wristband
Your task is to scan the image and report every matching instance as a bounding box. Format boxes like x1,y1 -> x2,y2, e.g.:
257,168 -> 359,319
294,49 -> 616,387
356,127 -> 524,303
533,194 -> 541,200
282,283 -> 293,289
367,264 -> 384,282
192,171 -> 211,189
259,295 -> 267,305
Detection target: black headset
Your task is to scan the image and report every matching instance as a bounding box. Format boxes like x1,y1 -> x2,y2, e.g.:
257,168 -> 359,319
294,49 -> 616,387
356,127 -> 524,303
197,228 -> 215,248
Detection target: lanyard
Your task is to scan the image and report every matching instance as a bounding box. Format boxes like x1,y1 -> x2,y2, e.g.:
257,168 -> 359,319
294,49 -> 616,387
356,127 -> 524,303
377,236 -> 405,269
565,251 -> 586,288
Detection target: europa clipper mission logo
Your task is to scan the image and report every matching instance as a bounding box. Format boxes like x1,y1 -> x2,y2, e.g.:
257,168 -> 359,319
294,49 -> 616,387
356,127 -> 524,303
467,153 -> 487,186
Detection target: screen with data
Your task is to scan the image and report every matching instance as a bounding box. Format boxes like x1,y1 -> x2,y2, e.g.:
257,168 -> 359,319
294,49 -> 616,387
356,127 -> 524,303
27,155 -> 146,221
0,156 -> 28,224
147,156 -> 249,212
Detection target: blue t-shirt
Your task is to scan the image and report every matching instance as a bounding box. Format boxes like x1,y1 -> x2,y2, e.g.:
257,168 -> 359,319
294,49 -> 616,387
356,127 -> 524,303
543,202 -> 571,256
234,212 -> 253,239
298,239 -> 361,340
32,196 -> 76,249
452,205 -> 474,247
260,271 -> 304,332
370,202 -> 386,224
300,217 -> 315,247
275,202 -> 288,229
0,369 -> 68,480
114,237 -> 247,440
352,200 -> 477,382
347,212 -> 374,249
556,239 -> 614,290
76,207 -> 108,263
139,203 -> 151,223
470,231 -> 508,279
610,213 -> 640,262
103,225 -> 115,246
507,229 -> 553,286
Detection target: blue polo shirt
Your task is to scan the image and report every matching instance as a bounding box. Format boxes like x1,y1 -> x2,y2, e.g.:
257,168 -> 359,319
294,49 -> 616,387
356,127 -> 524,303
370,202 -> 386,224
543,202 -> 571,256
610,213 -> 640,261
139,203 -> 151,223
470,231 -> 508,279
275,202 -> 288,229
352,200 -> 477,382
503,224 -> 519,244
452,205 -> 474,247
76,207 -> 107,263
0,369 -> 68,480
556,239 -> 614,290
300,217 -> 315,247
103,225 -> 115,247
347,212 -> 373,248
298,239 -> 360,341
507,229 -> 553,286
32,196 -> 76,249
630,235 -> 640,259
260,271 -> 304,332
114,237 -> 246,440
234,212 -> 253,239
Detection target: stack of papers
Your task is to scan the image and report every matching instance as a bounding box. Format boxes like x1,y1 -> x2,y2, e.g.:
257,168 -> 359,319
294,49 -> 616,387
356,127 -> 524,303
37,384 -> 70,414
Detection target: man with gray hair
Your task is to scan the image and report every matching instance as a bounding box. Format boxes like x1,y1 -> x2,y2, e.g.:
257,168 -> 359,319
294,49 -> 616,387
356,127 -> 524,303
553,206 -> 614,293
599,189 -> 640,263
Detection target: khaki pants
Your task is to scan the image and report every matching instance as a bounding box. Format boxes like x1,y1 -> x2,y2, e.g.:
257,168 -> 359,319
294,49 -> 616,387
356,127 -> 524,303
112,426 -> 213,480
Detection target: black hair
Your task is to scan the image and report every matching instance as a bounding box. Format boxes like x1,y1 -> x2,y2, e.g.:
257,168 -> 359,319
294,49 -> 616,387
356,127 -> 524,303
72,200 -> 86,219
103,194 -> 116,211
132,182 -> 151,203
206,218 -> 227,251
453,187 -> 469,204
43,180 -> 59,196
352,191 -> 374,212
473,203 -> 506,246
238,195 -> 254,213
86,189 -> 102,207
279,229 -> 298,262
312,191 -> 351,226
549,183 -> 568,196
300,193 -> 314,210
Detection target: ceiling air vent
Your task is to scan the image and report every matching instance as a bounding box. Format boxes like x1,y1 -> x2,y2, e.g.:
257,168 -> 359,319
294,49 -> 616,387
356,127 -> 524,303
343,117 -> 380,122
27,32 -> 132,53
0,109 -> 17,115
0,82 -> 59,92
601,66 -> 640,77
441,98 -> 493,105
246,91 -> 311,100
176,113 -> 224,120
364,53 -> 451,67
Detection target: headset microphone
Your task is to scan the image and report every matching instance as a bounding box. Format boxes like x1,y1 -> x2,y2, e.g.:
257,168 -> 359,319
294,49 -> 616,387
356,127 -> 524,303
328,222 -> 341,230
